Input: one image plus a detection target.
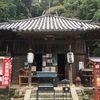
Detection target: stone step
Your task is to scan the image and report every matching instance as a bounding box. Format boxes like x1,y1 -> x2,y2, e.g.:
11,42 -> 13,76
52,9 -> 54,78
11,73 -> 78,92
30,90 -> 83,99
31,92 -> 72,94
30,90 -> 73,100
31,93 -> 72,98
30,98 -> 72,100
29,85 -> 84,100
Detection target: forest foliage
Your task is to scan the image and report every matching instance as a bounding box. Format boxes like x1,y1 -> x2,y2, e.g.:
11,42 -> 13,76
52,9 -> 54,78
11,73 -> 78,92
0,0 -> 100,22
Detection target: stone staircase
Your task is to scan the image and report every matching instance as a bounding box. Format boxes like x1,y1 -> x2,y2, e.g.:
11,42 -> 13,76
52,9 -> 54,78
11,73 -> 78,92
29,85 -> 84,100
30,90 -> 72,100
9,84 -> 85,100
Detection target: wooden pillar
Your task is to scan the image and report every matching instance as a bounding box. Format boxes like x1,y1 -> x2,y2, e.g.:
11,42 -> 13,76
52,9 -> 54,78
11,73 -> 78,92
28,36 -> 34,87
66,37 -> 73,84
28,63 -> 31,87
68,44 -> 73,84
69,63 -> 73,84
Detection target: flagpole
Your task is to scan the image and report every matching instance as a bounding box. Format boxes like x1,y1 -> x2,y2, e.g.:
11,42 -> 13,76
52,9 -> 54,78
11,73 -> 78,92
8,86 -> 10,100
49,0 -> 50,14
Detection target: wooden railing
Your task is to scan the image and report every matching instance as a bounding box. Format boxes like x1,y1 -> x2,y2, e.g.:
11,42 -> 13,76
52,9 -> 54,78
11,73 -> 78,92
18,75 -> 37,87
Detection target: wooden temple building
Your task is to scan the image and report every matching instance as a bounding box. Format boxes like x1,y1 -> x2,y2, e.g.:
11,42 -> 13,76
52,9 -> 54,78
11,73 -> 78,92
0,15 -> 100,85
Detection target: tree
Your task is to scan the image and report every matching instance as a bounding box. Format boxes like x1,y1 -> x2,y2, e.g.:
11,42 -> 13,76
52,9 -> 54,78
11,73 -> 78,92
20,0 -> 32,18
39,0 -> 49,12
0,0 -> 100,22
63,0 -> 80,18
78,0 -> 98,20
31,3 -> 41,17
92,41 -> 100,57
0,0 -> 17,21
52,0 -> 64,6
46,5 -> 67,16
93,10 -> 100,22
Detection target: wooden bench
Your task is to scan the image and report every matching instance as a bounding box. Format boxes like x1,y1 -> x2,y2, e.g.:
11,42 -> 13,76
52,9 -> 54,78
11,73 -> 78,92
18,75 -> 37,87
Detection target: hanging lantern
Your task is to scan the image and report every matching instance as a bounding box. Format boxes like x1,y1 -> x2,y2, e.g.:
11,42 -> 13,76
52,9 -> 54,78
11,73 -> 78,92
67,52 -> 74,63
27,49 -> 34,64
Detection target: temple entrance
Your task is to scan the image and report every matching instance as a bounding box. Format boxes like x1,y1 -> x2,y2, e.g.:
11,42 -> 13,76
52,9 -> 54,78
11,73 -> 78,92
34,53 -> 65,81
57,54 -> 65,81
34,54 -> 42,71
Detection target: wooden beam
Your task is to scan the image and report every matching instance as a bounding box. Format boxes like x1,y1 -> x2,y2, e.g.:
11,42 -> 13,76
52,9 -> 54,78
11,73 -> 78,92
34,40 -> 66,44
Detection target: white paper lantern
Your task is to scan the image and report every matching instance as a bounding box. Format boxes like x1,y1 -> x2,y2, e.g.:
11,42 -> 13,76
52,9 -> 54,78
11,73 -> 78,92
67,52 -> 74,63
27,52 -> 34,64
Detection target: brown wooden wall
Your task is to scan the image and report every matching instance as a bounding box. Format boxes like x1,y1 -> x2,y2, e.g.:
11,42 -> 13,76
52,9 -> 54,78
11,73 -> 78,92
72,55 -> 86,82
72,39 -> 86,53
11,38 -> 87,84
12,41 -> 28,55
71,39 -> 86,82
11,56 -> 26,84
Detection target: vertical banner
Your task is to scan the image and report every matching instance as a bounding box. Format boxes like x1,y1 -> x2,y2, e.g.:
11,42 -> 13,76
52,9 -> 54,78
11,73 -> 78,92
2,58 -> 12,87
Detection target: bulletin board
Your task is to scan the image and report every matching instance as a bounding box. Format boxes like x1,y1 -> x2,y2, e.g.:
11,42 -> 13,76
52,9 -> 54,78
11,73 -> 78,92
79,61 -> 84,70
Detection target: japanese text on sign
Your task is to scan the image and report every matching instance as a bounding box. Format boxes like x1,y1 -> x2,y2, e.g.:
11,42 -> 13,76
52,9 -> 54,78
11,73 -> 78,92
2,58 -> 12,87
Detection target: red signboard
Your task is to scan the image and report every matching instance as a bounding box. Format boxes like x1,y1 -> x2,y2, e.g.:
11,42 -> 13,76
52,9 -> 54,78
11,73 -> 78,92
93,64 -> 100,100
2,58 -> 12,87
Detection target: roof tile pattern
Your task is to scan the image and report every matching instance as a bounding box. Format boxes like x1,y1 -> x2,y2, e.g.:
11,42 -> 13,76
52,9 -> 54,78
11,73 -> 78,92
0,15 -> 99,32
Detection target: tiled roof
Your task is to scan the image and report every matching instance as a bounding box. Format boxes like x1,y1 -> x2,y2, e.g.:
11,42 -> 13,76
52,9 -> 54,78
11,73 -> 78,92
0,15 -> 100,32
88,57 -> 100,62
